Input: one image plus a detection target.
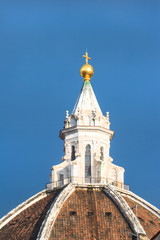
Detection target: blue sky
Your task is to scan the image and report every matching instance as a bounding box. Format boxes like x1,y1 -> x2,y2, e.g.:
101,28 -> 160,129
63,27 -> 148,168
0,0 -> 160,218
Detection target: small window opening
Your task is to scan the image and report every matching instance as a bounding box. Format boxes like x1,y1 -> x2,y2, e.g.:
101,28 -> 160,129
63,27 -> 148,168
71,146 -> 76,161
105,212 -> 112,217
138,216 -> 144,222
88,211 -> 94,216
85,145 -> 91,180
70,211 -> 77,216
149,220 -> 155,225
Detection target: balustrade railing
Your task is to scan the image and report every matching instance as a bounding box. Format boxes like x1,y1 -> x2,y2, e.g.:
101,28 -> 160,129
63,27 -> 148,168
46,177 -> 129,191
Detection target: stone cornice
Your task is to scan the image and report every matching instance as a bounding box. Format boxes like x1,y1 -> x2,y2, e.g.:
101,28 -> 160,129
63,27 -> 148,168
60,125 -> 114,140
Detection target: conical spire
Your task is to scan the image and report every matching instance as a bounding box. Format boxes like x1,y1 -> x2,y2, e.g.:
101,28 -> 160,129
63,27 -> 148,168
72,51 -> 102,116
63,52 -> 110,130
72,81 -> 102,117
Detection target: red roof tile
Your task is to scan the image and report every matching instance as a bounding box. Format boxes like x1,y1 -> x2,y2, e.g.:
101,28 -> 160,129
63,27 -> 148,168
49,188 -> 133,240
0,186 -> 159,240
0,189 -> 61,240
123,196 -> 160,239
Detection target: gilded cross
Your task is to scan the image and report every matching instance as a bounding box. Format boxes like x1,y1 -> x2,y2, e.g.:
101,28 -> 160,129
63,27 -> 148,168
83,52 -> 91,64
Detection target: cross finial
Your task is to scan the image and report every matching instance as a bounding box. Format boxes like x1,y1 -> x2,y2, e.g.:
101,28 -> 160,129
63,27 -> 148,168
83,51 -> 91,64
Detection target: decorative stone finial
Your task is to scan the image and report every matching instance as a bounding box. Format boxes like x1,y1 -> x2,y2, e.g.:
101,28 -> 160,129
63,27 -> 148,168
80,51 -> 94,81
106,112 -> 109,121
106,112 -> 111,128
66,110 -> 69,119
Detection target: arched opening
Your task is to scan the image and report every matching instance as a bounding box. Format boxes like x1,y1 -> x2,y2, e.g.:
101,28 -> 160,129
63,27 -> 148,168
85,144 -> 91,182
71,146 -> 76,161
100,146 -> 104,161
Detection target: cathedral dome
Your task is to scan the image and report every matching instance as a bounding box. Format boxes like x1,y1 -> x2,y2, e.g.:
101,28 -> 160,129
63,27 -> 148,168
0,53 -> 159,240
0,185 -> 159,240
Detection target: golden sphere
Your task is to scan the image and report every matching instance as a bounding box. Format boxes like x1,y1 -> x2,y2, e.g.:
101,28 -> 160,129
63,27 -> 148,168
80,64 -> 94,81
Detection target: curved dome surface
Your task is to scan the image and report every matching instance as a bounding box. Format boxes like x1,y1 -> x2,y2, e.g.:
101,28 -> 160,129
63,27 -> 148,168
49,188 -> 133,239
0,189 -> 62,240
0,184 -> 159,240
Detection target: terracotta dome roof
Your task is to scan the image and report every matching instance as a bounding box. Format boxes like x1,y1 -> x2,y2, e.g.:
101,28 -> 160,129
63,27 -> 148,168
49,188 -> 133,240
0,188 -> 62,240
123,196 -> 160,239
0,184 -> 159,240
